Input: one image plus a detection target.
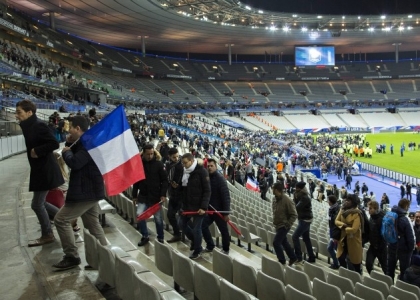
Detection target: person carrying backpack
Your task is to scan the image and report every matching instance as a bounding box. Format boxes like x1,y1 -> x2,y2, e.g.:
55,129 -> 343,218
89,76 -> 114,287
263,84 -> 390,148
386,199 -> 415,281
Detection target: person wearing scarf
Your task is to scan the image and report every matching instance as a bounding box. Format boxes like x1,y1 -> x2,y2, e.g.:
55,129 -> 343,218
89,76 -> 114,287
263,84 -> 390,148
335,193 -> 364,274
180,153 -> 211,260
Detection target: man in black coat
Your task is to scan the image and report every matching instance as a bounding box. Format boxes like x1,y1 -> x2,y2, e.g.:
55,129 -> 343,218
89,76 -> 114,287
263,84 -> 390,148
132,144 -> 168,246
292,182 -> 316,263
16,100 -> 64,247
388,199 -> 416,281
179,153 -> 211,259
202,159 -> 231,254
165,147 -> 184,243
366,200 -> 387,274
53,116 -> 107,269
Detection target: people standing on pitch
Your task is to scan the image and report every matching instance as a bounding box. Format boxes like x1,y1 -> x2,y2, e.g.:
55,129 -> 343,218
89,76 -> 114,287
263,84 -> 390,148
406,182 -> 412,201
271,182 -> 298,265
292,182 -> 316,264
16,99 -> 64,247
165,147 -> 184,243
365,200 -> 387,274
132,144 -> 168,246
401,143 -> 405,157
335,194 -> 363,274
179,153 -> 211,259
390,144 -> 394,155
346,173 -> 352,190
53,116 -> 107,269
202,159 -> 231,254
400,183 -> 406,199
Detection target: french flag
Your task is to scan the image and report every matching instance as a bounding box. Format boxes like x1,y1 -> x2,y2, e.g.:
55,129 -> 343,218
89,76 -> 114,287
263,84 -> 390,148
80,105 -> 145,196
246,178 -> 260,192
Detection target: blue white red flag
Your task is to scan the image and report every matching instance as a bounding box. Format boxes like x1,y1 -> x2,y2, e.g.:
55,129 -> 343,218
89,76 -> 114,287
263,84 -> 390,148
246,178 -> 260,192
80,105 -> 144,196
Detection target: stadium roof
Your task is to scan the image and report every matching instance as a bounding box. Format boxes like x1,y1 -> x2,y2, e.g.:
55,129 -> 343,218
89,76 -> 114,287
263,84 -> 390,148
6,0 -> 420,55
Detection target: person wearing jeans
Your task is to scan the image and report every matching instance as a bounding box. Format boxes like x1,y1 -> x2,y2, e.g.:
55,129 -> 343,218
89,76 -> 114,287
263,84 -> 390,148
132,144 -> 168,247
201,159 -> 231,253
53,116 -> 107,269
16,99 -> 64,247
165,148 -> 184,243
271,182 -> 298,265
136,201 -> 164,241
292,182 -> 316,263
328,195 -> 341,269
180,153 -> 211,259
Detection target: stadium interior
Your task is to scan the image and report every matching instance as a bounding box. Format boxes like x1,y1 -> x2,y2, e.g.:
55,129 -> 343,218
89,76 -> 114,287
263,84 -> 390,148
1,1 -> 420,300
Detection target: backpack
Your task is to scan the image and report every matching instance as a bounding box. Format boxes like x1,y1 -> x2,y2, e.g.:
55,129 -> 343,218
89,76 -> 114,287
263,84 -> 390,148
381,211 -> 399,244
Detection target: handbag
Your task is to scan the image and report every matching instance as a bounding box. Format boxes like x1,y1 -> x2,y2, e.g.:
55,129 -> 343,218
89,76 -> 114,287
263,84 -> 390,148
46,189 -> 65,208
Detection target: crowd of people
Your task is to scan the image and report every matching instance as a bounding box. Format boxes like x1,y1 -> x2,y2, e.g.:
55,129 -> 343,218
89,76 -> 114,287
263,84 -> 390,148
16,99 -> 420,289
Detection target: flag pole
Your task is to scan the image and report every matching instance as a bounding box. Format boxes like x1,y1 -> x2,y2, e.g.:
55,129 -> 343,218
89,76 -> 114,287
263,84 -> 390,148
209,204 -> 244,239
56,138 -> 80,159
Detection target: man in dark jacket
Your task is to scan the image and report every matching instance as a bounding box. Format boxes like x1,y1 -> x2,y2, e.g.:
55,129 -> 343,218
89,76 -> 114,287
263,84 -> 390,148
327,195 -> 341,269
292,182 -> 316,263
258,173 -> 268,201
202,159 -> 231,254
179,153 -> 210,259
346,173 -> 352,190
16,100 -> 64,247
403,255 -> 420,287
387,199 -> 416,281
132,144 -> 168,246
53,116 -> 107,269
366,200 -> 387,274
308,179 -> 316,199
165,148 -> 184,243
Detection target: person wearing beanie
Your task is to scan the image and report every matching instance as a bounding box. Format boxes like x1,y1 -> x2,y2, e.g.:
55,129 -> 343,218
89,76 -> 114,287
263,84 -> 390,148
335,194 -> 364,274
292,181 -> 316,264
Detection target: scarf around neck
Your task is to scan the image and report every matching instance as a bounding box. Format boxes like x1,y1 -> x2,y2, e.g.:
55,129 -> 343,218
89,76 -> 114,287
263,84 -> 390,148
182,159 -> 197,186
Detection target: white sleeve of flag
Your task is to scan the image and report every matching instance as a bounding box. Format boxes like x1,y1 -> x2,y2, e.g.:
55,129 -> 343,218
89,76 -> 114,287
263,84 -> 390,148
87,129 -> 139,175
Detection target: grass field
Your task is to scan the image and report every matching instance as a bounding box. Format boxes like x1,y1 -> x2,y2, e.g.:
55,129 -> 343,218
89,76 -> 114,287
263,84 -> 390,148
358,132 -> 420,178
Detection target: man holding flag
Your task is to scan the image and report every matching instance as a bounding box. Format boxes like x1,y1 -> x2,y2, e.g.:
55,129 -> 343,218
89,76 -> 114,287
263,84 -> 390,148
132,144 -> 168,246
180,153 -> 211,259
53,116 -> 108,269
201,159 -> 231,254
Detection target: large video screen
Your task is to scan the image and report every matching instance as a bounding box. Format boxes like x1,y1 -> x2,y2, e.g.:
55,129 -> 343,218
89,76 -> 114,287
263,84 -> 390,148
295,46 -> 335,66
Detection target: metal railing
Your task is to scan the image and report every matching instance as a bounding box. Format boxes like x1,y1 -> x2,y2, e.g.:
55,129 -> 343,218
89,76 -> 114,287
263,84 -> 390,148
357,160 -> 420,186
0,121 -> 21,137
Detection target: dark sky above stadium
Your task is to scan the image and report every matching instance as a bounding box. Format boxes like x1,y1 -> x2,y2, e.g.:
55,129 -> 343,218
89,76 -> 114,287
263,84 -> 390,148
242,0 -> 420,15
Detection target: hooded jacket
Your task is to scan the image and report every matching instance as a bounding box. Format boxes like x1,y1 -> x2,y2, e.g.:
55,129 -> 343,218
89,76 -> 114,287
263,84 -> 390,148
132,151 -> 168,205
389,205 -> 415,252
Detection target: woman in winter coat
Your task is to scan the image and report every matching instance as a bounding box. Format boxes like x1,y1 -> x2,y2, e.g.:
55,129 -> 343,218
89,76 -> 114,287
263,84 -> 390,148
335,193 -> 363,274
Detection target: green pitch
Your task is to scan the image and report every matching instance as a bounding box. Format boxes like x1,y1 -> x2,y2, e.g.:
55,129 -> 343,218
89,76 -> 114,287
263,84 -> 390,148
360,132 -> 420,178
